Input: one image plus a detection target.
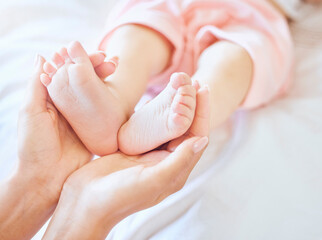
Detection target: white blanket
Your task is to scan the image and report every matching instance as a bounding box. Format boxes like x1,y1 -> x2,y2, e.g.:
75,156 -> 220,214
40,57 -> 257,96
0,1 -> 321,239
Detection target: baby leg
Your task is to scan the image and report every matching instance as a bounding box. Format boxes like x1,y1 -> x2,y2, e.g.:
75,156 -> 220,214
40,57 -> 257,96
192,41 -> 253,130
101,24 -> 173,115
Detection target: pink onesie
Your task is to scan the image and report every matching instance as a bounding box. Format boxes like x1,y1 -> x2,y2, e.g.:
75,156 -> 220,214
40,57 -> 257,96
99,0 -> 293,109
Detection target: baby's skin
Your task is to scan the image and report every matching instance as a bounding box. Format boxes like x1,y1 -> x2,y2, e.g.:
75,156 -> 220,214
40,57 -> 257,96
40,41 -> 196,156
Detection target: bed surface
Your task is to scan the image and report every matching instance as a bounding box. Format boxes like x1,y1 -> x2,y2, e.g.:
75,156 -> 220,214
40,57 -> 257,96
0,1 -> 321,239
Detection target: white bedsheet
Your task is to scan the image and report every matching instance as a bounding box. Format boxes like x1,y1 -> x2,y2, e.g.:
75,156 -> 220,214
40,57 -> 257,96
0,1 -> 321,239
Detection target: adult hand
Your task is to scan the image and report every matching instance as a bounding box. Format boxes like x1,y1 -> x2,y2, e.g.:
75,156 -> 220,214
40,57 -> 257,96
17,54 -> 92,200
0,55 -> 92,240
43,84 -> 210,240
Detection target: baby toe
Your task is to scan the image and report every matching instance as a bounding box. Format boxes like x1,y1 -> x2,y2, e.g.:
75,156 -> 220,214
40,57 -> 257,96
169,85 -> 196,130
173,93 -> 196,112
177,85 -> 197,99
95,60 -> 117,79
40,73 -> 52,86
67,41 -> 91,64
59,47 -> 72,63
43,62 -> 57,77
89,51 -> 106,68
172,100 -> 194,121
170,72 -> 192,90
52,52 -> 65,68
169,112 -> 191,134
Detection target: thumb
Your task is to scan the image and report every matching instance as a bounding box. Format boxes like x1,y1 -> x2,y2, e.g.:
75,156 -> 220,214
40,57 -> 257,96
23,55 -> 49,113
152,136 -> 209,190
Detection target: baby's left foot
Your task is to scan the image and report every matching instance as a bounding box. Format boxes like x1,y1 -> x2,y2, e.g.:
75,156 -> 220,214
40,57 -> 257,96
118,72 -> 196,155
40,41 -> 126,156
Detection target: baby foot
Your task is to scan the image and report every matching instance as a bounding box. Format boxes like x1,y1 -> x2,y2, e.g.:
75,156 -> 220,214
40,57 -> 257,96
40,41 -> 126,156
118,72 -> 196,155
44,47 -> 116,82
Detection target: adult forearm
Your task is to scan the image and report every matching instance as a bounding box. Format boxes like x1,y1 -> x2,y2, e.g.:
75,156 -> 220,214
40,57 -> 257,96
43,184 -> 115,240
0,171 -> 57,240
43,209 -> 109,240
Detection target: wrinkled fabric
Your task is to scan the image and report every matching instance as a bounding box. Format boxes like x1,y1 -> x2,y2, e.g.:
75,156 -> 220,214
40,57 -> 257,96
99,0 -> 293,109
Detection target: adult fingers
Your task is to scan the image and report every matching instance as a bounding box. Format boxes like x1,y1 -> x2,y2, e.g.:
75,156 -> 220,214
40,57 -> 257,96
148,136 -> 208,195
154,85 -> 210,193
189,85 -> 210,137
167,85 -> 210,151
23,55 -> 49,113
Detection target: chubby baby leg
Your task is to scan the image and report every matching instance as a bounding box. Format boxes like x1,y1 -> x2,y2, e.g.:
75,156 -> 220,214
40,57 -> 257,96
193,41 -> 253,130
118,72 -> 196,155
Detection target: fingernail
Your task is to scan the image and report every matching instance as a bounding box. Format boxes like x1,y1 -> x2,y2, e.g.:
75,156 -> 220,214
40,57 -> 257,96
98,51 -> 106,57
34,54 -> 40,67
107,56 -> 119,67
198,84 -> 210,94
192,79 -> 200,90
203,85 -> 210,92
192,136 -> 208,153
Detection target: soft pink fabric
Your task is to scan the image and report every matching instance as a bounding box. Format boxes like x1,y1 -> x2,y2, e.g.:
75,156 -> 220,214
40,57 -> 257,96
99,0 -> 293,109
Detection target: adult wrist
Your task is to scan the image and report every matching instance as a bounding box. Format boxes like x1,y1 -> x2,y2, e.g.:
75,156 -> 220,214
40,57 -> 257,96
11,168 -> 59,208
14,164 -> 62,205
0,171 -> 57,240
43,181 -> 115,240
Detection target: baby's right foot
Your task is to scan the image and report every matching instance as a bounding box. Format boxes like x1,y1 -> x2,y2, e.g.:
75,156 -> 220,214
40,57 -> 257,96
118,73 -> 196,155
